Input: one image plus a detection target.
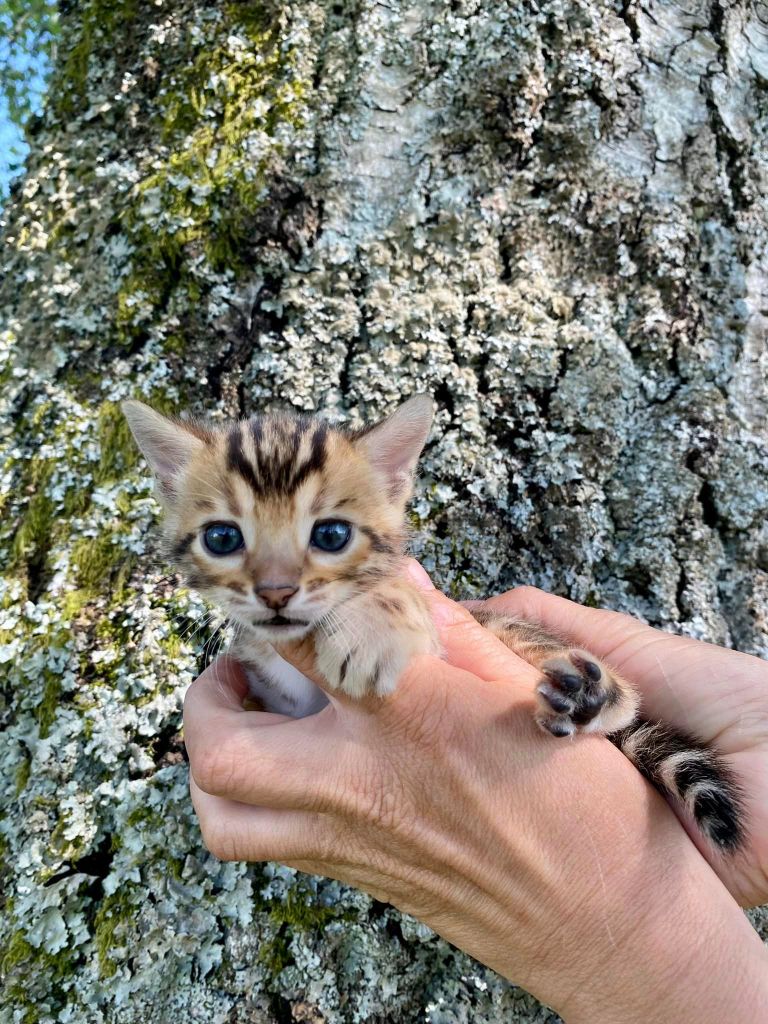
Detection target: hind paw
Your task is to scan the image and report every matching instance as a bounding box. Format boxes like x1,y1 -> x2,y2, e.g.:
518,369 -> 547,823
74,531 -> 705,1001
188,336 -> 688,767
535,648 -> 638,737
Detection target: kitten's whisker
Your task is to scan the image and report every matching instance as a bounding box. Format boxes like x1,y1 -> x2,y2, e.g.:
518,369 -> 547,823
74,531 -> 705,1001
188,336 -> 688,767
175,607 -> 214,640
338,606 -> 363,647
321,607 -> 360,662
176,608 -> 221,650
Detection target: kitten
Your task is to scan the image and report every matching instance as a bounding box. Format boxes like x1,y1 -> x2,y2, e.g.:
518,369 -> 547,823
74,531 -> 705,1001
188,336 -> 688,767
123,396 -> 744,851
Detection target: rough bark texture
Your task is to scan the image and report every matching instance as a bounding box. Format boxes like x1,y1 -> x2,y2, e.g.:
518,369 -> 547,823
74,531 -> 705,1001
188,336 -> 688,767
1,0 -> 766,1021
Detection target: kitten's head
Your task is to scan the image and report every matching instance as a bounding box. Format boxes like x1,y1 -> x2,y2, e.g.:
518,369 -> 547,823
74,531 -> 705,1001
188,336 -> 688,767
122,396 -> 433,641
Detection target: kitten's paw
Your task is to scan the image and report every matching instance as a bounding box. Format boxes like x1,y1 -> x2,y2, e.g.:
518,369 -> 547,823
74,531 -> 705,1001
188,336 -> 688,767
313,577 -> 440,701
317,640 -> 410,699
535,648 -> 639,737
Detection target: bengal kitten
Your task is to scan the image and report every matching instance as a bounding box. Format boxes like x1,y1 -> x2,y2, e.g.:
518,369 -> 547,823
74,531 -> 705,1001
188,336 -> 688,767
123,396 -> 744,851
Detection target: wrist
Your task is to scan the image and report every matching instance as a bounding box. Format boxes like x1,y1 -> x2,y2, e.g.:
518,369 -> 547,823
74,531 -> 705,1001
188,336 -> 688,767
552,843 -> 768,1023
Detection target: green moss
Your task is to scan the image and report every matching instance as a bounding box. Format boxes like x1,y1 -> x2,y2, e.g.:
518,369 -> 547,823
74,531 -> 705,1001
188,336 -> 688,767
49,815 -> 89,863
14,754 -> 31,795
258,931 -> 292,976
72,533 -> 134,599
163,332 -> 187,355
167,856 -> 184,881
37,673 -> 62,739
160,633 -> 184,660
125,806 -> 165,831
259,887 -> 352,978
94,401 -> 141,485
0,934 -> 42,1024
115,3 -> 307,346
93,886 -> 139,979
9,462 -> 55,579
60,588 -> 91,621
61,484 -> 91,518
0,927 -> 79,1023
272,889 -> 344,932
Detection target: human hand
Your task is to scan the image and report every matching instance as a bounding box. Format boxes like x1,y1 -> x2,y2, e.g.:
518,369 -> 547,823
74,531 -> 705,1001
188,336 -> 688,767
465,586 -> 768,909
184,570 -> 768,1022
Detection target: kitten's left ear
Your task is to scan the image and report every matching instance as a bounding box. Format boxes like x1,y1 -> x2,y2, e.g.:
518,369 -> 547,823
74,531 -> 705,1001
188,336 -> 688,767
356,394 -> 434,501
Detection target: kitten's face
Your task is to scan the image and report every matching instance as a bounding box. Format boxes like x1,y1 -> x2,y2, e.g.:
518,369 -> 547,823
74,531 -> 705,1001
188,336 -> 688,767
123,398 -> 433,643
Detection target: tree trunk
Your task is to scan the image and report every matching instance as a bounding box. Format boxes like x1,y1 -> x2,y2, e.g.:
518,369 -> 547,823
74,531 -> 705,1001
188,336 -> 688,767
1,0 -> 766,1020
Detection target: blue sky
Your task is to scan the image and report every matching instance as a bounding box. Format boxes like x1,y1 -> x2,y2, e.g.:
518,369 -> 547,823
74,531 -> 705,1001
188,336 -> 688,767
0,30 -> 51,199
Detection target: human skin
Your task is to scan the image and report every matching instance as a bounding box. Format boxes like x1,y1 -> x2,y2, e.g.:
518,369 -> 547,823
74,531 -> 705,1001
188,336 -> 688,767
462,585 -> 768,910
184,567 -> 768,1022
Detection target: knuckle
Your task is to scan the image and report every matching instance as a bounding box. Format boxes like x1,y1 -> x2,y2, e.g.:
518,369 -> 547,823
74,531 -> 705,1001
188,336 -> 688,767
190,742 -> 239,796
497,584 -> 544,608
200,822 -> 239,862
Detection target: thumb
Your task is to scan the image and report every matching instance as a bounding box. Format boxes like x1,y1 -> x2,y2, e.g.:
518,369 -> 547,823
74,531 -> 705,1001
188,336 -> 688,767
404,560 -> 539,688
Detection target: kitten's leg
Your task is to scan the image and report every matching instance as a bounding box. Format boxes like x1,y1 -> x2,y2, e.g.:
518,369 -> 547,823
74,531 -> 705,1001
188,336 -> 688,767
471,609 -> 640,737
314,579 -> 440,699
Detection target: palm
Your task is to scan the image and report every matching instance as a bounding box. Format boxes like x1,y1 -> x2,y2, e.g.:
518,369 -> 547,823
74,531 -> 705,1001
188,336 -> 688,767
476,590 -> 768,908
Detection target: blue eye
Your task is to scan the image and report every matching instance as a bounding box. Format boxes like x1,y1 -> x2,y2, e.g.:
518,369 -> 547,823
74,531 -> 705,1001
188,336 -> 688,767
203,523 -> 244,555
311,520 -> 352,552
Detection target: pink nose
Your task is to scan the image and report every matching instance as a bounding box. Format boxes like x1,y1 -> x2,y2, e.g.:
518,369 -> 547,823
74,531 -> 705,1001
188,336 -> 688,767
256,585 -> 298,610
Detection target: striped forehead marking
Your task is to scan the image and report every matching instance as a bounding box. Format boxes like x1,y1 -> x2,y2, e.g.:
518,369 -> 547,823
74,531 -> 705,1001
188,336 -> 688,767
226,415 -> 329,498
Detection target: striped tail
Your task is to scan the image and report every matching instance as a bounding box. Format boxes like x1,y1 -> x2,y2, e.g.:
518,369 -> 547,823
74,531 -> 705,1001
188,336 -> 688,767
609,719 -> 745,852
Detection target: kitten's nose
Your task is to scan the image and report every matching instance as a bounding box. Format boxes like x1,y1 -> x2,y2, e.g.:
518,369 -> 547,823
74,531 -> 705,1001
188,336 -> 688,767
256,585 -> 298,610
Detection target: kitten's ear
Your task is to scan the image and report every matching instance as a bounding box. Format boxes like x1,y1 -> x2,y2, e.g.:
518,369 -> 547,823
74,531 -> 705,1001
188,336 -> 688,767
122,400 -> 205,495
356,395 -> 434,501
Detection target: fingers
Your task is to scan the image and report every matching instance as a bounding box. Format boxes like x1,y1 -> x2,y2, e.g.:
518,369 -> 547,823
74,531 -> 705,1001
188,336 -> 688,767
468,587 -> 657,669
184,656 -> 346,812
406,560 -> 539,690
467,586 -> 768,741
272,633 -> 324,687
190,777 -> 335,863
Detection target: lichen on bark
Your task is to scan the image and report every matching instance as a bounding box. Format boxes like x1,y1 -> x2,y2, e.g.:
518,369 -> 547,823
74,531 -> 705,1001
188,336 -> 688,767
1,0 -> 766,1021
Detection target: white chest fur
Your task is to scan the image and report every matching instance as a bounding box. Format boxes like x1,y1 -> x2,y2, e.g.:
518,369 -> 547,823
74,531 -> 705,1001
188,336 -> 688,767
232,635 -> 329,717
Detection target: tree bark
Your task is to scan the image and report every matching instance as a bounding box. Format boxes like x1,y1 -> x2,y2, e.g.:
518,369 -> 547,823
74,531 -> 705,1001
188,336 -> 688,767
1,0 -> 766,1021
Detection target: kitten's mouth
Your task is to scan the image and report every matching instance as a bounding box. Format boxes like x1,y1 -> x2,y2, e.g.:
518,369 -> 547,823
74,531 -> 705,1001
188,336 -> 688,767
252,615 -> 309,629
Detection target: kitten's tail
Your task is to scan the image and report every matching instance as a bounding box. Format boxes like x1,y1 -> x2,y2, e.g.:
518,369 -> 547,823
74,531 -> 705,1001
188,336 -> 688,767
609,719 -> 745,853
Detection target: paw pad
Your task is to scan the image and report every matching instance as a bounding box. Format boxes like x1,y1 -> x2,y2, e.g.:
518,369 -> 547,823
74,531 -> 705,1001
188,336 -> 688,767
536,649 -> 616,736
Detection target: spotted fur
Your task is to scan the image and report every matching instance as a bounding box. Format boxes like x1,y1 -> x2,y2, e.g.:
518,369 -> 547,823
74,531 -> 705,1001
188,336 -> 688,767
123,396 -> 744,853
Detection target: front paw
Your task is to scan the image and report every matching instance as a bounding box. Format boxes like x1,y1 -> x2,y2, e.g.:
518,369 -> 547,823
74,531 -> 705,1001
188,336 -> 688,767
316,639 -> 410,699
535,648 -> 639,737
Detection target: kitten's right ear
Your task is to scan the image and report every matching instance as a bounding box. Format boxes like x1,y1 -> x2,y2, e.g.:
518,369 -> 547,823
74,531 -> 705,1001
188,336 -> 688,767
355,394 -> 434,502
122,401 -> 205,495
